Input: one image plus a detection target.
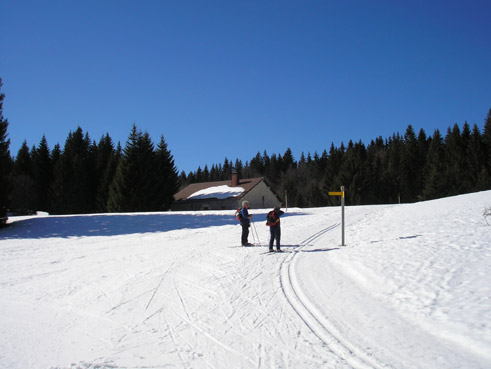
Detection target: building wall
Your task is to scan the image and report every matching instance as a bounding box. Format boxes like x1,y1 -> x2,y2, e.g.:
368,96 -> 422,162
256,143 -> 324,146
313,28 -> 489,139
172,197 -> 237,211
171,180 -> 281,211
240,181 -> 281,209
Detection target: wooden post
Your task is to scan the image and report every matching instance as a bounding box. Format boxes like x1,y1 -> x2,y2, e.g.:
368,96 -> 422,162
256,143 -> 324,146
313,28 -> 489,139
285,190 -> 288,212
341,186 -> 345,246
329,186 -> 346,246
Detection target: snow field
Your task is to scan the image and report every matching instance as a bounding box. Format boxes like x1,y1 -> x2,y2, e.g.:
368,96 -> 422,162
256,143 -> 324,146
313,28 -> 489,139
0,190 -> 490,369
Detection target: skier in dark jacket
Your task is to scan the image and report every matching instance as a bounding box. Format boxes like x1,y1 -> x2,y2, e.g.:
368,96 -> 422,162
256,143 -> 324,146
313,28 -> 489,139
267,206 -> 284,252
240,200 -> 253,246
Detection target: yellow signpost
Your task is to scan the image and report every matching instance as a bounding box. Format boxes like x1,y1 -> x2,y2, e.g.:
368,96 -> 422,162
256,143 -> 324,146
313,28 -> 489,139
329,186 -> 345,246
328,191 -> 343,196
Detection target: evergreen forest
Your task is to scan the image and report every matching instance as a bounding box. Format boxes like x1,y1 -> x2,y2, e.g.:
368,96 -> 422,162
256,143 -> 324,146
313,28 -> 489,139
1,75 -> 491,221
2,124 -> 179,216
180,110 -> 491,208
0,76 -> 179,219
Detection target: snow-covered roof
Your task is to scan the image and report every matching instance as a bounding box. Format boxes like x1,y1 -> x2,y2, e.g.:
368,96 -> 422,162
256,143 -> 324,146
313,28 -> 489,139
188,185 -> 245,200
173,177 -> 265,202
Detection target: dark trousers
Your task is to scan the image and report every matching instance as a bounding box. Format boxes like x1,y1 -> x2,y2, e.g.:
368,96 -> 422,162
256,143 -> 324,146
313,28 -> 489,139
241,223 -> 250,245
269,226 -> 281,250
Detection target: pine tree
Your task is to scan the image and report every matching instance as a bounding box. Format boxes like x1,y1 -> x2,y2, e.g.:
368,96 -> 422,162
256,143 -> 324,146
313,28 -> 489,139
468,124 -> 489,191
178,171 -> 188,188
423,130 -> 446,199
416,128 -> 430,200
51,127 -> 95,214
400,125 -> 423,202
444,124 -> 464,196
32,135 -> 53,212
322,144 -> 346,205
222,158 -> 232,180
202,165 -> 210,182
337,140 -> 368,205
483,108 -> 491,180
234,158 -> 243,176
94,134 -> 118,212
154,135 -> 179,210
282,148 -> 296,172
0,78 -> 11,224
10,141 -> 37,213
386,133 -> 404,203
108,125 -> 156,212
195,166 -> 204,182
249,152 -> 265,176
209,165 -> 220,182
459,122 -> 474,193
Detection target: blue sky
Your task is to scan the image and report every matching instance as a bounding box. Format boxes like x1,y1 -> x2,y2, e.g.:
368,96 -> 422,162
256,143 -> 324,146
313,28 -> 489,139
1,0 -> 490,174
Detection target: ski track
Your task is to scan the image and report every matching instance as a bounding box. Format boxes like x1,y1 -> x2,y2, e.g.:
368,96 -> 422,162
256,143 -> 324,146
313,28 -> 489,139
2,193 -> 490,369
278,215 -> 390,369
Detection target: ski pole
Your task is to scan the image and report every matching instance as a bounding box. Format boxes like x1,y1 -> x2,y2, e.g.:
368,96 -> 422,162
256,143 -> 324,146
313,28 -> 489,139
252,221 -> 261,246
250,221 -> 258,245
252,223 -> 258,245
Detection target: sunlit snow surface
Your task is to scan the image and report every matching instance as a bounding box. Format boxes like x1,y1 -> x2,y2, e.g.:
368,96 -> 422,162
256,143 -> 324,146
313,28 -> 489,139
188,185 -> 245,199
1,191 -> 490,369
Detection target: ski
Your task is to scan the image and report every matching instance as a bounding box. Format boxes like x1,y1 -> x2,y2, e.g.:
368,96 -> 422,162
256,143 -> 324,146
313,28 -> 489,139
260,249 -> 289,255
229,244 -> 263,248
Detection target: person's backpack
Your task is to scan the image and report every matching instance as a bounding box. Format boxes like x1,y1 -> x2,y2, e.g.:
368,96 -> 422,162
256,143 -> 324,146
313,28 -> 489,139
235,208 -> 243,221
266,210 -> 278,226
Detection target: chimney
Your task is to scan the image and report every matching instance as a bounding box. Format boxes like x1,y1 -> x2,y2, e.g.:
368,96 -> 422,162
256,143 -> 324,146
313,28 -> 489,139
231,172 -> 239,187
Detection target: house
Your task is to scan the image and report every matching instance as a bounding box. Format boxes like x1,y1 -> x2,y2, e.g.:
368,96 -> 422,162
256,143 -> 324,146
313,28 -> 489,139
172,173 -> 282,211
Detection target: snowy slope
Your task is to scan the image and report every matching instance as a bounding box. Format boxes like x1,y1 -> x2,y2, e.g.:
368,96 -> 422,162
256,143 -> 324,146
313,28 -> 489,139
0,191 -> 490,369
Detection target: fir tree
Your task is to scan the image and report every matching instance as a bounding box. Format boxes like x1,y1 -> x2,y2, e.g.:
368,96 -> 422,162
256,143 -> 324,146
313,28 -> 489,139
108,125 -> 156,212
249,152 -> 264,176
222,158 -> 232,180
483,108 -> 491,180
400,125 -> 421,202
178,171 -> 188,188
10,141 -> 37,213
0,78 -> 11,224
154,135 -> 179,210
444,124 -> 465,196
195,167 -> 204,182
32,135 -> 53,212
365,137 -> 387,204
423,130 -> 446,199
386,133 -> 404,203
94,134 -> 118,212
51,127 -> 95,214
282,148 -> 296,171
209,165 -> 220,182
234,158 -> 243,176
468,124 -> 489,191
202,165 -> 210,182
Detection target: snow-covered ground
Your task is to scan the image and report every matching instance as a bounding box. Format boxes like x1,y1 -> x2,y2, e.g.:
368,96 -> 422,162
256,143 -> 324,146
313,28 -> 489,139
1,191 -> 490,369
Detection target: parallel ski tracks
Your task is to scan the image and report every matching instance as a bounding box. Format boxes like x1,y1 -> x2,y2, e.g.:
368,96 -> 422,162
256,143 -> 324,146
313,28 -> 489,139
279,223 -> 388,369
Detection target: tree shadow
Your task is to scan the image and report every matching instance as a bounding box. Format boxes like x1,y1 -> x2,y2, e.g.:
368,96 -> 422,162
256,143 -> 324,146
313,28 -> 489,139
0,213 -> 240,240
0,211 -> 308,241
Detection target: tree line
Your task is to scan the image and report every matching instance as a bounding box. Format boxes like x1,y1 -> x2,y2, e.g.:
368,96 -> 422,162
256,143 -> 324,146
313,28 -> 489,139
1,74 -> 490,222
0,80 -> 179,219
4,125 -> 179,216
181,109 -> 491,207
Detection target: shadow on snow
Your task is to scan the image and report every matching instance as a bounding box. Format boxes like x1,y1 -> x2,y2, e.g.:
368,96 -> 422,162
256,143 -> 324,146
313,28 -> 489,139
0,212 -> 305,240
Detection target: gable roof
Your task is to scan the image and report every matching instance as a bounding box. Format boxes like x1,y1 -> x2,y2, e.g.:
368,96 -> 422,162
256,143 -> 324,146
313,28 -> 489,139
174,177 -> 265,202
